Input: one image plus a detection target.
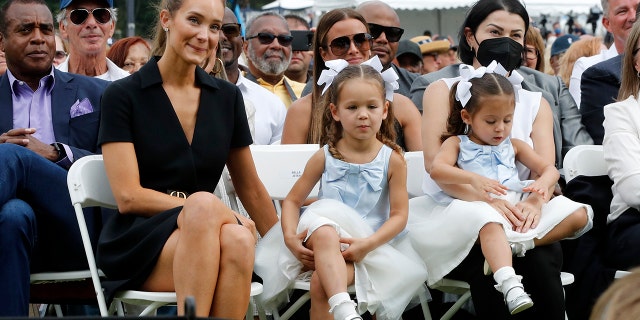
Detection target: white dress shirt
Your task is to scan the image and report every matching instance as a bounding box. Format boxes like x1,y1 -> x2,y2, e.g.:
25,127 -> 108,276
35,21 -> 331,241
569,45 -> 619,108
57,56 -> 130,81
236,72 -> 286,145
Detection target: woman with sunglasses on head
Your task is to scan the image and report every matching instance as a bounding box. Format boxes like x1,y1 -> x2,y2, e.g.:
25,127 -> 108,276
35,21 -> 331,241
107,36 -> 151,74
281,8 -> 422,152
407,0 -> 578,319
95,0 -> 278,317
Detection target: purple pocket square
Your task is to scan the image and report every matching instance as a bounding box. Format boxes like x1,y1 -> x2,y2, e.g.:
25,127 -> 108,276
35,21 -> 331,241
70,98 -> 94,118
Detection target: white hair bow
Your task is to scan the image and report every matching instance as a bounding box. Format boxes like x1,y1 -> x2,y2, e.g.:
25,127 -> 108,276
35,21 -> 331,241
455,61 -> 520,107
317,56 -> 399,101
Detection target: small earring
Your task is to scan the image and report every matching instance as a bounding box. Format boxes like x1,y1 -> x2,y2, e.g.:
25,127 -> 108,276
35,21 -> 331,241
464,124 -> 470,134
163,27 -> 168,32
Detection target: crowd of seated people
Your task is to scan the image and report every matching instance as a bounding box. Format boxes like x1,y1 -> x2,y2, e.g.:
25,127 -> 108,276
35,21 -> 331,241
2,0 -> 639,318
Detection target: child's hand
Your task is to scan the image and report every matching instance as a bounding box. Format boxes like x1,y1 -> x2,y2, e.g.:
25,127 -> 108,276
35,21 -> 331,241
471,176 -> 508,200
339,237 -> 371,263
284,229 -> 315,270
514,200 -> 542,233
522,181 -> 549,201
488,198 -> 526,229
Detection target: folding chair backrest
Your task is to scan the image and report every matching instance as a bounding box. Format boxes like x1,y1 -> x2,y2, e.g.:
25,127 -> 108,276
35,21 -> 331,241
250,144 -> 320,200
405,151 -> 426,198
68,155 -> 117,209
562,145 -> 606,183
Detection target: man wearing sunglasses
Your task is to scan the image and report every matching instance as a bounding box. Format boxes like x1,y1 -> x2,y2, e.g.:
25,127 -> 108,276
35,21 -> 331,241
243,12 -> 305,109
0,0 -> 109,316
356,0 -> 418,98
284,14 -> 313,84
220,8 -> 286,145
56,0 -> 128,81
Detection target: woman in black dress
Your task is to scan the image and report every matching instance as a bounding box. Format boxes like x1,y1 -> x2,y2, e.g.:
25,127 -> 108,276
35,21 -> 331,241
96,0 -> 278,317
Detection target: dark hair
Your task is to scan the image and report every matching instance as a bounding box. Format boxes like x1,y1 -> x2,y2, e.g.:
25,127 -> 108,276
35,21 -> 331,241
458,0 -> 530,64
0,0 -> 47,35
309,8 -> 369,144
284,14 -> 309,29
443,72 -> 515,142
107,36 -> 150,68
322,64 -> 402,158
150,0 -> 184,57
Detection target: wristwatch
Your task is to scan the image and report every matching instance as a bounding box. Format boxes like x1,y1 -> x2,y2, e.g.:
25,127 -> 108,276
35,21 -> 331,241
50,142 -> 66,162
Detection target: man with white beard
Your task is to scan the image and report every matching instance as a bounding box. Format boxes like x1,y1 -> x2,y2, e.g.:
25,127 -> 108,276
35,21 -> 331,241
243,12 -> 305,108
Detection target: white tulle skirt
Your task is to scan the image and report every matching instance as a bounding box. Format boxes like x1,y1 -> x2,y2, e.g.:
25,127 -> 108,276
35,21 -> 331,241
255,199 -> 430,320
407,193 -> 593,285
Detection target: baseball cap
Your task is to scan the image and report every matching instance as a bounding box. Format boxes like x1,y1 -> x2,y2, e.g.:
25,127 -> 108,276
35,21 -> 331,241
410,36 -> 450,55
551,34 -> 579,57
396,40 -> 422,61
60,0 -> 113,9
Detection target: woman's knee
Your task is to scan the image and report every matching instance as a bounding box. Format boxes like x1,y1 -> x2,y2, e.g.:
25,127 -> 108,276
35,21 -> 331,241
220,224 -> 255,269
180,192 -> 230,231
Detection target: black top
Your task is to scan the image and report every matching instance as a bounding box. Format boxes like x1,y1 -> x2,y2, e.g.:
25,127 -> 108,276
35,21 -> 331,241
98,56 -> 252,194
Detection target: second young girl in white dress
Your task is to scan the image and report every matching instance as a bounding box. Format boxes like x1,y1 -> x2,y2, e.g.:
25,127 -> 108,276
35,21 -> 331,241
408,66 -> 592,314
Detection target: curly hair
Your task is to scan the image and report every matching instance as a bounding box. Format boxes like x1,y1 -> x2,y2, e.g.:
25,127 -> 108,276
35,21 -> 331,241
320,64 -> 402,160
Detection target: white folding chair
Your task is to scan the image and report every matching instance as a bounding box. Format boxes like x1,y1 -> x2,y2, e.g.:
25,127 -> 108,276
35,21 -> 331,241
562,145 -> 629,280
66,155 -> 263,318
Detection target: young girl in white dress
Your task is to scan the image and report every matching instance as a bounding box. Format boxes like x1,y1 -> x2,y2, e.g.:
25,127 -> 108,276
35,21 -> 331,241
255,57 -> 428,320
408,67 -> 592,315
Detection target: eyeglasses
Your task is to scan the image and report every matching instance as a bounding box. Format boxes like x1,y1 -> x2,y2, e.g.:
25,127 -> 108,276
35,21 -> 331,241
325,33 -> 373,57
54,51 -> 67,60
246,32 -> 293,46
524,46 -> 538,60
221,23 -> 241,39
68,8 -> 112,25
367,23 -> 404,42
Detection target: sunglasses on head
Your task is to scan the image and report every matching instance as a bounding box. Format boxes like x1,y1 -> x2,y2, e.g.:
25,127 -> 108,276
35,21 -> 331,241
246,32 -> 293,46
68,8 -> 112,25
367,23 -> 404,43
221,23 -> 241,39
325,33 -> 373,57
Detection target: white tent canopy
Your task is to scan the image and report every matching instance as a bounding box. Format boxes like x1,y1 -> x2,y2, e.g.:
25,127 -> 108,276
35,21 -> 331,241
262,0 -> 600,15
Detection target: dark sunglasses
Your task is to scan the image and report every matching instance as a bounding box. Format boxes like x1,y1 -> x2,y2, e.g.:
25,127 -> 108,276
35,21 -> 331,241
325,33 -> 373,57
246,32 -> 293,46
367,23 -> 404,42
221,23 -> 241,39
68,8 -> 112,25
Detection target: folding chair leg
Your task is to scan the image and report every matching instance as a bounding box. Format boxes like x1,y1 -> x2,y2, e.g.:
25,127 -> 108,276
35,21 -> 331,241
440,290 -> 471,320
279,291 -> 311,320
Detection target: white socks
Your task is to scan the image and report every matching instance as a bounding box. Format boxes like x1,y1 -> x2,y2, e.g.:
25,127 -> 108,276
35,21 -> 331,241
328,292 -> 361,320
494,266 -> 525,301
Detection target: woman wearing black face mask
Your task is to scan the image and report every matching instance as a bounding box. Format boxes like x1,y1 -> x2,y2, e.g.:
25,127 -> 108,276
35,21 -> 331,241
407,0 -> 568,319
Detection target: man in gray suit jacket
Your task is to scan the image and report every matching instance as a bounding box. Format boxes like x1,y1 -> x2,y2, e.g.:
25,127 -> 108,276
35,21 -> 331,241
0,0 -> 109,315
410,64 -> 593,170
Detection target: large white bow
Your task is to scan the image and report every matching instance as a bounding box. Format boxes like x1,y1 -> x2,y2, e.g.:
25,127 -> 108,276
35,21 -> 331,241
317,56 -> 399,101
455,61 -> 521,108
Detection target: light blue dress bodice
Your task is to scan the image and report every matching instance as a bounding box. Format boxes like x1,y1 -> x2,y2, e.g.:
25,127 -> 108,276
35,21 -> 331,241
319,144 -> 392,232
457,135 -> 532,192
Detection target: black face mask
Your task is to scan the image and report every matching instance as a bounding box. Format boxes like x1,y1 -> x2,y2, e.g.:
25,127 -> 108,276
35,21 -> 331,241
475,37 -> 523,72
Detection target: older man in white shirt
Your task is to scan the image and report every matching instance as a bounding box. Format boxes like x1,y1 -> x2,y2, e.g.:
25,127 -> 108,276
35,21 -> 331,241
56,0 -> 128,81
569,0 -> 639,107
221,7 -> 286,145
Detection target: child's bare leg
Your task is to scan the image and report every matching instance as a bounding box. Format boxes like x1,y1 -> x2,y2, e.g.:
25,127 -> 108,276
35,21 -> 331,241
533,207 -> 589,246
306,225 -> 358,320
479,222 -> 512,272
